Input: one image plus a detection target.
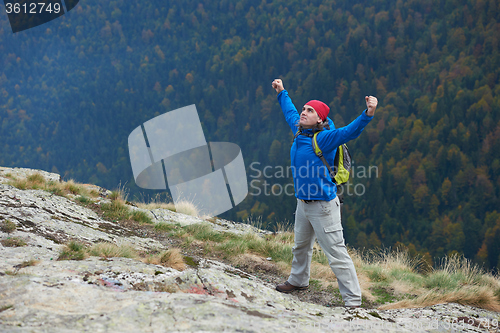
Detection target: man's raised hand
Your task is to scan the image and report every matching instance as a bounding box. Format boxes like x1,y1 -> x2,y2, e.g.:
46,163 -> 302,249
365,96 -> 378,116
272,79 -> 284,94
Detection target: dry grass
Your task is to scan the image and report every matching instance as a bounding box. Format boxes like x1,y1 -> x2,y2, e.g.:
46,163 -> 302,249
142,248 -> 186,271
8,173 -> 98,199
59,241 -> 140,261
16,259 -> 39,269
351,251 -> 500,311
63,179 -> 82,195
57,240 -> 187,271
137,202 -> 174,210
137,199 -> 200,217
273,220 -> 294,233
87,242 -> 138,259
310,261 -> 336,281
380,285 -> 500,312
174,200 -> 200,216
245,215 -> 264,230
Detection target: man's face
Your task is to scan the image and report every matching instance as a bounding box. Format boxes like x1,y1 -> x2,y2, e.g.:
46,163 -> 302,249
299,104 -> 322,127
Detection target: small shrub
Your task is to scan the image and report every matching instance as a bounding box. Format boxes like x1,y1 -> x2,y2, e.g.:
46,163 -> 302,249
58,241 -> 87,260
0,219 -> 17,233
1,237 -> 27,247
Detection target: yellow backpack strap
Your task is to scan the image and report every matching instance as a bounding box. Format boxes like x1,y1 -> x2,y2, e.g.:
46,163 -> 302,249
312,132 -> 336,180
312,132 -> 322,156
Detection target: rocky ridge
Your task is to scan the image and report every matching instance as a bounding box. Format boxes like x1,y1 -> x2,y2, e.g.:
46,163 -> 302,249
0,166 -> 499,332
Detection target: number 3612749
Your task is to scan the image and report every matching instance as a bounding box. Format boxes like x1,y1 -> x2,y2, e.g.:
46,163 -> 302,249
5,2 -> 62,14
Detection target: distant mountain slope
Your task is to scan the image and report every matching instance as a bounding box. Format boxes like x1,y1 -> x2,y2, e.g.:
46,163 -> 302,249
0,0 -> 499,268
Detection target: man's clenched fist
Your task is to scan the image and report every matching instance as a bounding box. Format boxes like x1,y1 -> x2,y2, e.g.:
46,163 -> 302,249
365,96 -> 378,116
272,79 -> 284,94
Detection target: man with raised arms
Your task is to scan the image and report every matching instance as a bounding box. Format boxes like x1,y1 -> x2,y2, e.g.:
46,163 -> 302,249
271,78 -> 377,308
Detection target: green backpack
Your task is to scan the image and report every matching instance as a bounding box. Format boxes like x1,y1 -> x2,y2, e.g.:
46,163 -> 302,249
294,129 -> 352,185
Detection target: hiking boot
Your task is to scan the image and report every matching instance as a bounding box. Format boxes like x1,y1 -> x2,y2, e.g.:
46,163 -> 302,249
276,281 -> 308,293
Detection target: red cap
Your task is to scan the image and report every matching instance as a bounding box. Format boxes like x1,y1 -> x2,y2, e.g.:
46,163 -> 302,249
305,100 -> 329,121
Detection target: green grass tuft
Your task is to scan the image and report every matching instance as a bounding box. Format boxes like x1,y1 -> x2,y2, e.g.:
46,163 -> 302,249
309,279 -> 322,292
47,183 -> 65,196
26,173 -> 46,184
0,219 -> 17,233
77,196 -> 92,204
101,200 -> 131,221
215,238 -> 249,256
184,223 -> 234,243
154,222 -> 178,232
131,210 -> 153,224
370,286 -> 398,303
108,190 -> 122,201
58,241 -> 87,260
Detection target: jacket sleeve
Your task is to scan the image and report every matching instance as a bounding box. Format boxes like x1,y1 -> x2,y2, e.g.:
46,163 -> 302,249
277,90 -> 300,133
317,110 -> 373,154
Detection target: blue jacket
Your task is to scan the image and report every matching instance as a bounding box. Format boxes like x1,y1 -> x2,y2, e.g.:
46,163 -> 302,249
277,89 -> 373,201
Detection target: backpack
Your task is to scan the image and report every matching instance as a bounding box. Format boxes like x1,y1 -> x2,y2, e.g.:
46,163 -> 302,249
293,129 -> 352,185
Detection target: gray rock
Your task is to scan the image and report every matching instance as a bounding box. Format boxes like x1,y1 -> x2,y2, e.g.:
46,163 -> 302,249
0,167 -> 498,332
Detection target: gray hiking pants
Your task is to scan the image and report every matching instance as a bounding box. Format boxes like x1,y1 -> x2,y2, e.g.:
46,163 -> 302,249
287,197 -> 362,307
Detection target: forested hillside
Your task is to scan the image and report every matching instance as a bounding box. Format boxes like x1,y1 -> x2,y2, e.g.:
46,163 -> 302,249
1,0 -> 499,269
